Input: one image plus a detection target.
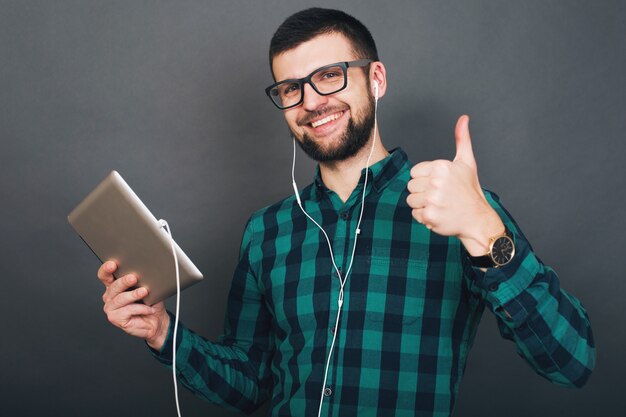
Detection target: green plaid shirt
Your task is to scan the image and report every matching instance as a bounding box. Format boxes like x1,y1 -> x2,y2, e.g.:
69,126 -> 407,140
152,148 -> 595,417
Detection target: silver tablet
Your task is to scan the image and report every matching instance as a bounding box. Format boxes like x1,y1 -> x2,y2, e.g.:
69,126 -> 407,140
68,171 -> 204,305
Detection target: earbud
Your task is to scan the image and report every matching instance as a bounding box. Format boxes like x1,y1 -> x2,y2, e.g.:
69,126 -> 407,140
373,80 -> 379,100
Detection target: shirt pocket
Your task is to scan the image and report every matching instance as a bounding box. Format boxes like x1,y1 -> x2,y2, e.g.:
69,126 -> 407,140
352,252 -> 428,325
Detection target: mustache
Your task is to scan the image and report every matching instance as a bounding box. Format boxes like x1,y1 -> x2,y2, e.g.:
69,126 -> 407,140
296,106 -> 348,126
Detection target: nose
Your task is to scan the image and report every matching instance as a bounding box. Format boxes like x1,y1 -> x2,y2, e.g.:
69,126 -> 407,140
301,82 -> 328,111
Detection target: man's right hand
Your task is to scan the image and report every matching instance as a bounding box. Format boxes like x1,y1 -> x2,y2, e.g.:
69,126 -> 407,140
98,261 -> 170,351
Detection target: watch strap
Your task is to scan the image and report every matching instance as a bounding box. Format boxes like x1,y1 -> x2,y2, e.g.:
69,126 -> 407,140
467,228 -> 513,268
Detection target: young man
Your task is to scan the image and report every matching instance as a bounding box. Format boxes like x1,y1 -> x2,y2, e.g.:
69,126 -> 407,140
98,8 -> 595,417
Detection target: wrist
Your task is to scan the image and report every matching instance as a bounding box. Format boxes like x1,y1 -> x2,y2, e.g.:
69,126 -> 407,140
459,207 -> 505,257
146,311 -> 170,351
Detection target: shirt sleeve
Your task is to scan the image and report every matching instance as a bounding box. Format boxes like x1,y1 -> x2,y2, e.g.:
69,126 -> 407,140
149,215 -> 274,414
463,189 -> 596,388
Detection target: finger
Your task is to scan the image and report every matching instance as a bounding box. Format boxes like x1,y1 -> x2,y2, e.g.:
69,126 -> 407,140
453,115 -> 477,170
106,286 -> 149,311
108,302 -> 156,322
412,208 -> 435,230
406,193 -> 426,210
107,274 -> 139,301
407,177 -> 429,194
111,273 -> 138,295
411,208 -> 425,224
97,261 -> 118,287
410,161 -> 434,178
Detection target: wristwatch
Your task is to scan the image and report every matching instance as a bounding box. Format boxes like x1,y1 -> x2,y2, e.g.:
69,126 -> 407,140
468,228 -> 515,268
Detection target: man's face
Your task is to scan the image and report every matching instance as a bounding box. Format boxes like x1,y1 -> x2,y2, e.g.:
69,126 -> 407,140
271,33 -> 375,163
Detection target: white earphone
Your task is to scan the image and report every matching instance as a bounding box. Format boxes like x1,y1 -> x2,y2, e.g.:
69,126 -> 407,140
291,75 -> 381,417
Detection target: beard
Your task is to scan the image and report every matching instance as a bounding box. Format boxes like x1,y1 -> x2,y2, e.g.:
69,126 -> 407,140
292,92 -> 376,163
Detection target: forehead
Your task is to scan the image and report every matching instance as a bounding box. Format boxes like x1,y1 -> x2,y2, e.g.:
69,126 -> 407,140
272,33 -> 358,81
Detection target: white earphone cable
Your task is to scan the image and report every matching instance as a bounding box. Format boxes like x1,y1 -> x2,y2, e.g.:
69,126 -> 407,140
291,81 -> 379,417
159,219 -> 182,417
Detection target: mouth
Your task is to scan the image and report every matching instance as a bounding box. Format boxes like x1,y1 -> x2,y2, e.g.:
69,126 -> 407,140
309,111 -> 345,128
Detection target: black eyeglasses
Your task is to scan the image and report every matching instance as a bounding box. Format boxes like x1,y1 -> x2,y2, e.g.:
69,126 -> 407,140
265,59 -> 372,109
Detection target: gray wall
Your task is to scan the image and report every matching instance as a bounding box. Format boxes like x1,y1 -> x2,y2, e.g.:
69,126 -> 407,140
1,1 -> 623,416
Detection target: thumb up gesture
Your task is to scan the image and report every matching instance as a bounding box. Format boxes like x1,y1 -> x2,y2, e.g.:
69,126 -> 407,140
406,115 -> 504,254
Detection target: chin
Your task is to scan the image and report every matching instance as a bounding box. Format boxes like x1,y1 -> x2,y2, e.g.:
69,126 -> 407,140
290,102 -> 375,163
298,133 -> 366,163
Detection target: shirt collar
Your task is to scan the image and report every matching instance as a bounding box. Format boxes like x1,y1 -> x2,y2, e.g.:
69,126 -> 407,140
312,147 -> 409,200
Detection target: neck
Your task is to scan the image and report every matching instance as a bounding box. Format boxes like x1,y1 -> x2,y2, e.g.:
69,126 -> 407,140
319,131 -> 389,202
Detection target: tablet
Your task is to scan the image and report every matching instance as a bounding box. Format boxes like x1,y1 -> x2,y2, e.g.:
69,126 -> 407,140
68,171 -> 204,305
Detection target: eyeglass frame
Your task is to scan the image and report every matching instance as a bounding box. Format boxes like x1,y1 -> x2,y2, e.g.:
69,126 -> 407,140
265,59 -> 373,110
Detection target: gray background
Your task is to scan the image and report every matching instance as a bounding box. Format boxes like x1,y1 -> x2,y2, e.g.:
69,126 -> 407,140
1,1 -> 624,416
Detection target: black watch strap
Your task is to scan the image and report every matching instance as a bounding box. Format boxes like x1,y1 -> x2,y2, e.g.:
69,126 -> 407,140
467,252 -> 495,268
467,228 -> 514,268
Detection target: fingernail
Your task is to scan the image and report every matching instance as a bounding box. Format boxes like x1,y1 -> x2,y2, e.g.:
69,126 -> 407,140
126,274 -> 136,284
136,287 -> 147,297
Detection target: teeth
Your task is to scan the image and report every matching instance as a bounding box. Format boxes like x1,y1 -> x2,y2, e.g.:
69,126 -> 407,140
311,112 -> 342,128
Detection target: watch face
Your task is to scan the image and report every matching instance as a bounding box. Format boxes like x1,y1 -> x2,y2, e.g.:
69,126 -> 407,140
491,236 -> 515,266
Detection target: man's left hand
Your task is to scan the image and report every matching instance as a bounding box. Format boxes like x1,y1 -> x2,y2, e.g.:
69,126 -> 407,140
406,115 -> 504,256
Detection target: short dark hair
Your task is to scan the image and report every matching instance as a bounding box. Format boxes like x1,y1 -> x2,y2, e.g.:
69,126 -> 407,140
269,8 -> 378,73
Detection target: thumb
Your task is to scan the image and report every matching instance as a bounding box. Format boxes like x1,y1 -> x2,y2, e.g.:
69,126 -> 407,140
453,115 -> 477,170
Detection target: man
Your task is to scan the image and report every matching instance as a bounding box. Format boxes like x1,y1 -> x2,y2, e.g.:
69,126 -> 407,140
98,8 -> 595,417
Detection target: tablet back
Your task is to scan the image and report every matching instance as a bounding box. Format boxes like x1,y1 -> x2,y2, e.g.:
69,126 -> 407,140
68,171 -> 204,305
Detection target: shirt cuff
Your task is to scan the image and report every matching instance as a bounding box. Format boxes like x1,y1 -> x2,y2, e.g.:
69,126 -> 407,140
467,229 -> 542,317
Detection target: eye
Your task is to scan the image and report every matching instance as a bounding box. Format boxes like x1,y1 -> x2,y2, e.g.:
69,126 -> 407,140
320,69 -> 342,80
279,82 -> 300,96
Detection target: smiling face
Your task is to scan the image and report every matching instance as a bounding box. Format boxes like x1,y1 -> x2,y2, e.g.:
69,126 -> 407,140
271,33 -> 376,162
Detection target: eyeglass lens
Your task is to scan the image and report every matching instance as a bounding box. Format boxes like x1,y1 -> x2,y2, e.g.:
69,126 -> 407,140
270,64 -> 347,108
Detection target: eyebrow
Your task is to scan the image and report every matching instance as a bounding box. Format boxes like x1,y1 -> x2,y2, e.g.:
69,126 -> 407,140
275,61 -> 344,83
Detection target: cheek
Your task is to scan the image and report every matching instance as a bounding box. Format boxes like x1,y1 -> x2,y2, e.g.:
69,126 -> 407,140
283,110 -> 299,128
282,112 -> 304,138
287,112 -> 314,138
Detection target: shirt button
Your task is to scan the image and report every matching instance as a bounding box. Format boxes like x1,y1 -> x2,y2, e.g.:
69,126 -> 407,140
340,211 -> 349,220
488,283 -> 500,291
330,326 -> 336,334
324,387 -> 332,397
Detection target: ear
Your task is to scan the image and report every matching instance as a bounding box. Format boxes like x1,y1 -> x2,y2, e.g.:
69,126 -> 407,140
369,61 -> 387,99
